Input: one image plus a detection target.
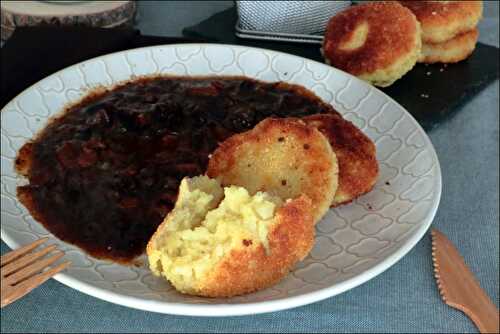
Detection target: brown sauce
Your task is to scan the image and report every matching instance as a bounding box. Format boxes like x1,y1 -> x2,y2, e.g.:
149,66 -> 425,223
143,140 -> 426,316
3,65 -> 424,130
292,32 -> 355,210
15,76 -> 338,263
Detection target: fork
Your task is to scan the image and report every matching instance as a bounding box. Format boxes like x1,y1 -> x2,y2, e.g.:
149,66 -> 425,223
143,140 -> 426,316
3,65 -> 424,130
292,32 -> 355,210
1,238 -> 71,308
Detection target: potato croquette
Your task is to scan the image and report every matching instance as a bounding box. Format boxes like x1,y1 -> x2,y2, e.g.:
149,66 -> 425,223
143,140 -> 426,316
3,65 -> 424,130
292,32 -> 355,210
147,176 -> 314,297
399,1 -> 483,44
303,114 -> 378,207
419,28 -> 479,64
323,2 -> 421,87
207,118 -> 338,224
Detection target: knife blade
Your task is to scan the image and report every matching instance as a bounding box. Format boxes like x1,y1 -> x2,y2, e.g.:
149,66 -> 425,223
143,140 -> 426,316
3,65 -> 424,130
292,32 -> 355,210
431,228 -> 499,333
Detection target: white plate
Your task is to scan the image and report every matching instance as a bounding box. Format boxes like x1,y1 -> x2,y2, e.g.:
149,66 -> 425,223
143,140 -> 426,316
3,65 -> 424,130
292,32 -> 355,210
0,44 -> 441,316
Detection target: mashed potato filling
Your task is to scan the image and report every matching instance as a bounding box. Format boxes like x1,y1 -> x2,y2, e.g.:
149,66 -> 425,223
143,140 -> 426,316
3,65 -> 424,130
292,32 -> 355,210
148,176 -> 284,294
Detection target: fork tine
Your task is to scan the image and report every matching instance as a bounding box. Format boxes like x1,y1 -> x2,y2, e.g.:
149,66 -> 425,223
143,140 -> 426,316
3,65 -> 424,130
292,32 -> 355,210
2,244 -> 57,276
1,238 -> 49,267
4,251 -> 64,285
1,261 -> 70,308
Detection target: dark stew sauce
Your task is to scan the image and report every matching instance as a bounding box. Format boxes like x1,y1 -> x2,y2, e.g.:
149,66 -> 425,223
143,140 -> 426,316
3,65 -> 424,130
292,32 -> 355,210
16,76 -> 337,263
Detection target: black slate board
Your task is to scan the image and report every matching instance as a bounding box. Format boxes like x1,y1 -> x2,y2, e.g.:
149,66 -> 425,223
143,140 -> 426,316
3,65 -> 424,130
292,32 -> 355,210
183,7 -> 500,131
0,26 -> 206,109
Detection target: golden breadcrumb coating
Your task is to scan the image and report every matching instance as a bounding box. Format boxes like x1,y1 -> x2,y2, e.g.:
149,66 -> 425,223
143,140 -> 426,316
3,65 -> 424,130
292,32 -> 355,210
207,118 -> 338,223
303,114 -> 378,206
323,1 -> 421,87
419,28 -> 478,63
399,1 -> 483,43
147,176 -> 314,297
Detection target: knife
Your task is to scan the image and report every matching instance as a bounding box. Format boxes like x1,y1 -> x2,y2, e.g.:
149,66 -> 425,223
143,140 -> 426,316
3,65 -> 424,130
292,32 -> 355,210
431,228 -> 499,333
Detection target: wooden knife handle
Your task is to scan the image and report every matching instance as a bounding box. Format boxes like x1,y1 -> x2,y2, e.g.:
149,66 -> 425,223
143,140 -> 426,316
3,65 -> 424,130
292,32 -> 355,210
432,229 -> 499,333
444,267 -> 500,334
458,286 -> 499,334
